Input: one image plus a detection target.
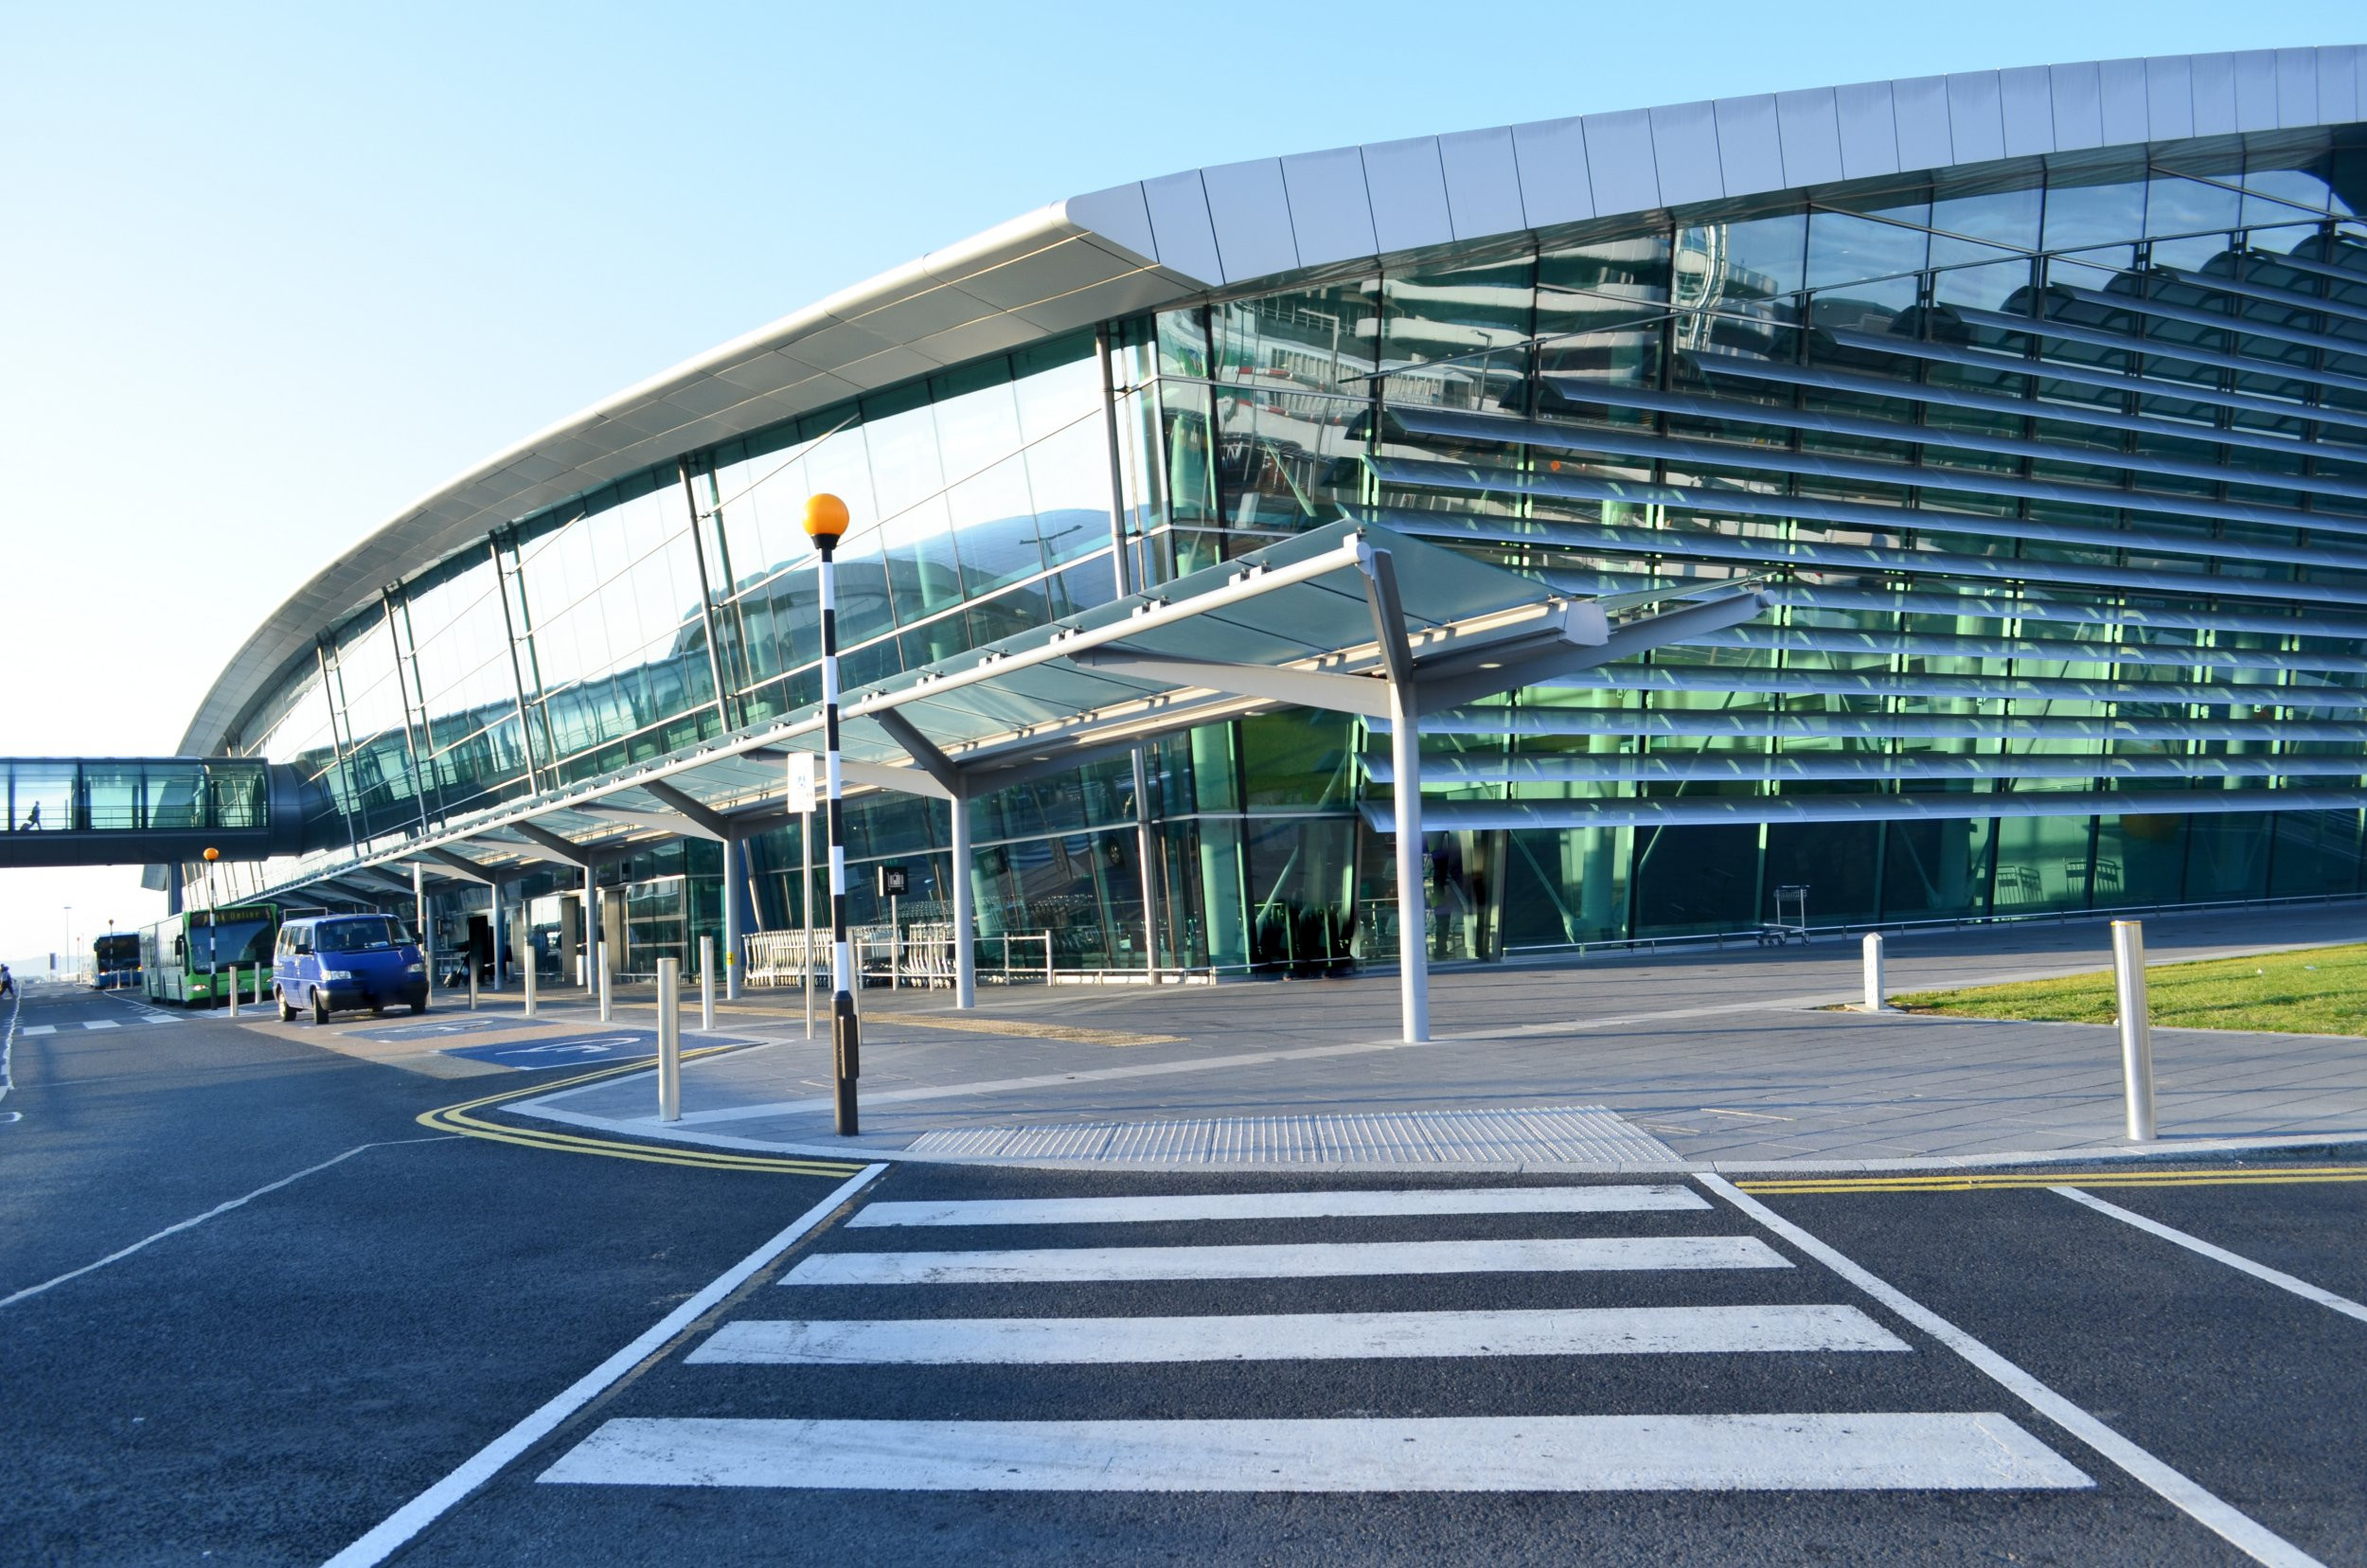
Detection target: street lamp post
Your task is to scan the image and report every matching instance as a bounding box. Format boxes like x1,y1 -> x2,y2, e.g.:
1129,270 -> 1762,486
804,491 -> 860,1136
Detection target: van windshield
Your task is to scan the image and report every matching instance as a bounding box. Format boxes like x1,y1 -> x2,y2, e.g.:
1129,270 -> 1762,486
315,918 -> 410,953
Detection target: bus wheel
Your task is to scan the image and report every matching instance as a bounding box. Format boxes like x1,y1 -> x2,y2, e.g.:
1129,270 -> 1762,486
276,986 -> 295,1024
311,988 -> 330,1026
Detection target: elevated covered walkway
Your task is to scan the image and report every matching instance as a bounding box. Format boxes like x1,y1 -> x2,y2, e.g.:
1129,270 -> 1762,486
0,757 -> 303,868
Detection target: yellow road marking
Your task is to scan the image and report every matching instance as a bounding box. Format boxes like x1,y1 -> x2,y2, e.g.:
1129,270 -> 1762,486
1735,1166 -> 2367,1195
882,1014 -> 1183,1047
417,1047 -> 867,1178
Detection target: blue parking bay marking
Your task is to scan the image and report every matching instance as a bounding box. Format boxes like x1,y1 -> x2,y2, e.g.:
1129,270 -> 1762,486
440,1030 -> 747,1069
342,1017 -> 537,1044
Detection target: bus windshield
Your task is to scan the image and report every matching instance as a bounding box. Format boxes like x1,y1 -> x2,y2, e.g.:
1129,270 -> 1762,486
189,920 -> 273,969
315,918 -> 410,953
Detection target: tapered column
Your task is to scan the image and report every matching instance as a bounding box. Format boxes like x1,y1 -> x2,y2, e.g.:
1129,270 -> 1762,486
951,790 -> 975,1009
1391,684 -> 1429,1043
721,831 -> 743,1002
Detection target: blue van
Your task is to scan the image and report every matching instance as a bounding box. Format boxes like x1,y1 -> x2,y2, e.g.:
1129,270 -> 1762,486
274,915 -> 430,1024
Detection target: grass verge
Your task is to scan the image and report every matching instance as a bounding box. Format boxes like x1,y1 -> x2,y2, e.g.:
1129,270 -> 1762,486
1894,942 -> 2367,1037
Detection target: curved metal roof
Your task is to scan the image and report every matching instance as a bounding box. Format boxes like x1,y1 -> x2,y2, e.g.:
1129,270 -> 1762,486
181,45 -> 2365,757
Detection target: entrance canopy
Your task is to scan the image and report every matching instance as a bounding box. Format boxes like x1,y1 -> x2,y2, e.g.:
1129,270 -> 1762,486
292,521 -> 1767,1041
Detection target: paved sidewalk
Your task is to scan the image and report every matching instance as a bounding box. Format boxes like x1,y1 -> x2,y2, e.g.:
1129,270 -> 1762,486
454,906 -> 2367,1172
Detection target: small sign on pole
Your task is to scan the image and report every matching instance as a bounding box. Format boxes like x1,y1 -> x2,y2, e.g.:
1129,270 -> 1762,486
877,864 -> 910,898
786,752 -> 818,815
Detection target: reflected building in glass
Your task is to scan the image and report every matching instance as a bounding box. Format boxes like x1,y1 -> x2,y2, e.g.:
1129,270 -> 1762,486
174,48 -> 2367,975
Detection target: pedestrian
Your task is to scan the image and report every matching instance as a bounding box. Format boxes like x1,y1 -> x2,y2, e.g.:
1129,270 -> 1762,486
0,964 -> 15,998
19,801 -> 39,831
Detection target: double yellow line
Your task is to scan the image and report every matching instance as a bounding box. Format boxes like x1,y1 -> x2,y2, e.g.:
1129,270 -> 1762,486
418,1047 -> 867,1177
1736,1165 -> 2367,1195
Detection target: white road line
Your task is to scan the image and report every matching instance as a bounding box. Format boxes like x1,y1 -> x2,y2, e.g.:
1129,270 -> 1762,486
783,1235 -> 1789,1287
21,1025 -> 55,1038
691,1303 -> 1911,1365
323,1163 -> 886,1568
80,1020 -> 119,1030
540,1412 -> 2090,1492
2053,1185 -> 2367,1327
0,1136 -> 457,1311
0,989 -> 19,1106
1700,1175 -> 2324,1568
848,1185 -> 1708,1227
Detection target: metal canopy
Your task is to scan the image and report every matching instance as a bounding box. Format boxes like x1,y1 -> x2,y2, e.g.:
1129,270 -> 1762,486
279,521 -> 1767,1042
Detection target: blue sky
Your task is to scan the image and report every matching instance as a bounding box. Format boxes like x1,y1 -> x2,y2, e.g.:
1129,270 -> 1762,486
1,1 -> 2358,960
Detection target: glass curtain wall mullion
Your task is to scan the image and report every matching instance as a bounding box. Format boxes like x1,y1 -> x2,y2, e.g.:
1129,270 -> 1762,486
314,639 -> 363,858
489,533 -> 542,795
676,457 -> 739,736
388,584 -> 446,829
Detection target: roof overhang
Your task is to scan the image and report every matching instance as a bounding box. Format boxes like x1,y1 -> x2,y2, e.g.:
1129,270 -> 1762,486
257,522 -> 1765,896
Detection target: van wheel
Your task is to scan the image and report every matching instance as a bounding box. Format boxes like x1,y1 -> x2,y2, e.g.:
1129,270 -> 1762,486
276,986 -> 295,1024
311,987 -> 330,1026
410,997 -> 428,1015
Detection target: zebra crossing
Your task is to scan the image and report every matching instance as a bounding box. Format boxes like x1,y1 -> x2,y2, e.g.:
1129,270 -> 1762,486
535,1180 -> 2094,1498
21,1014 -> 180,1035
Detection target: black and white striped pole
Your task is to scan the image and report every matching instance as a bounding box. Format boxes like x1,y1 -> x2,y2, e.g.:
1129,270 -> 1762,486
804,491 -> 861,1135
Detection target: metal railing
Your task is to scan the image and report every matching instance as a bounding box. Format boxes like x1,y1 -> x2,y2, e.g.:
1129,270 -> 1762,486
742,927 -> 1056,989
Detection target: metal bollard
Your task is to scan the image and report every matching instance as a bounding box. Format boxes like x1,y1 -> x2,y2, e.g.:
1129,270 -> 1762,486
656,956 -> 681,1123
254,965 -> 265,1006
596,942 -> 613,1024
524,956 -> 538,1020
468,959 -> 478,1011
699,935 -> 715,1033
227,967 -> 240,1018
2112,920 -> 2157,1141
1861,932 -> 1886,1011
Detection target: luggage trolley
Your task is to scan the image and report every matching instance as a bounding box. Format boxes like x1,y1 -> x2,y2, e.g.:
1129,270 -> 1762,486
1758,883 -> 1810,947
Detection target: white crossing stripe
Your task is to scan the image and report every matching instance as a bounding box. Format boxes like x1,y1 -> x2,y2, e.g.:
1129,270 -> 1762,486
783,1236 -> 1789,1286
22,1025 -> 55,1037
849,1185 -> 1708,1228
81,1020 -> 120,1030
540,1412 -> 2091,1492
692,1303 -> 1910,1365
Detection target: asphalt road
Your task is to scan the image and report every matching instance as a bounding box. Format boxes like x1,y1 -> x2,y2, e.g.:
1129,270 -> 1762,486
0,980 -> 861,1566
4,979 -> 2362,1566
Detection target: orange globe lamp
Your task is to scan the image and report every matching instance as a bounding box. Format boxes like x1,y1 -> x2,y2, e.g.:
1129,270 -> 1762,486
203,846 -> 220,863
802,492 -> 849,547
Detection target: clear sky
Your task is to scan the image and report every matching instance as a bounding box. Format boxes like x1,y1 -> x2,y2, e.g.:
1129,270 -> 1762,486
1,0 -> 2358,966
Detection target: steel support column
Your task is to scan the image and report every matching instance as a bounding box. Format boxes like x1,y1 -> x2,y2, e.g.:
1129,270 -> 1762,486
951,789 -> 975,1009
721,829 -> 743,1003
1391,683 -> 1429,1043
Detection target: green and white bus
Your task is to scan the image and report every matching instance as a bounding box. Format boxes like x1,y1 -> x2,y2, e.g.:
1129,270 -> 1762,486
141,903 -> 282,1007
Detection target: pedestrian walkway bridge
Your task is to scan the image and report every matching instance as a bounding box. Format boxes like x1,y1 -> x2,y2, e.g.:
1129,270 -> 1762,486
0,757 -> 303,868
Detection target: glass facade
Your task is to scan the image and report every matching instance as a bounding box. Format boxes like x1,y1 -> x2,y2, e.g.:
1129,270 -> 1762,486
201,120 -> 2367,971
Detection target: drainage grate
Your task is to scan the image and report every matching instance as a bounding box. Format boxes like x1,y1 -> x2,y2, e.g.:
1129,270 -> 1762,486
903,1105 -> 1682,1167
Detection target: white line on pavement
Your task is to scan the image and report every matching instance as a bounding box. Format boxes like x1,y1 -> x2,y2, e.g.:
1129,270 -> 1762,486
322,1163 -> 886,1568
2053,1185 -> 2367,1327
80,1020 -> 119,1030
540,1411 -> 2090,1492
1700,1175 -> 2324,1568
782,1235 -> 1789,1287
848,1185 -> 1708,1227
691,1303 -> 1911,1365
0,989 -> 18,1106
0,1136 -> 459,1311
20,1025 -> 54,1037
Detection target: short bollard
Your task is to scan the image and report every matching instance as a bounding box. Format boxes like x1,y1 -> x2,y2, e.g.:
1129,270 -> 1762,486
2112,919 -> 2157,1141
596,943 -> 613,1024
523,958 -> 537,1019
467,960 -> 478,1011
254,965 -> 265,1007
657,956 -> 681,1123
227,967 -> 240,1019
699,935 -> 715,1034
1861,932 -> 1886,1011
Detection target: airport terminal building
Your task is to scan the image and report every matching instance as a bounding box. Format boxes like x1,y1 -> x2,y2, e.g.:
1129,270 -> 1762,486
176,47 -> 2367,988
